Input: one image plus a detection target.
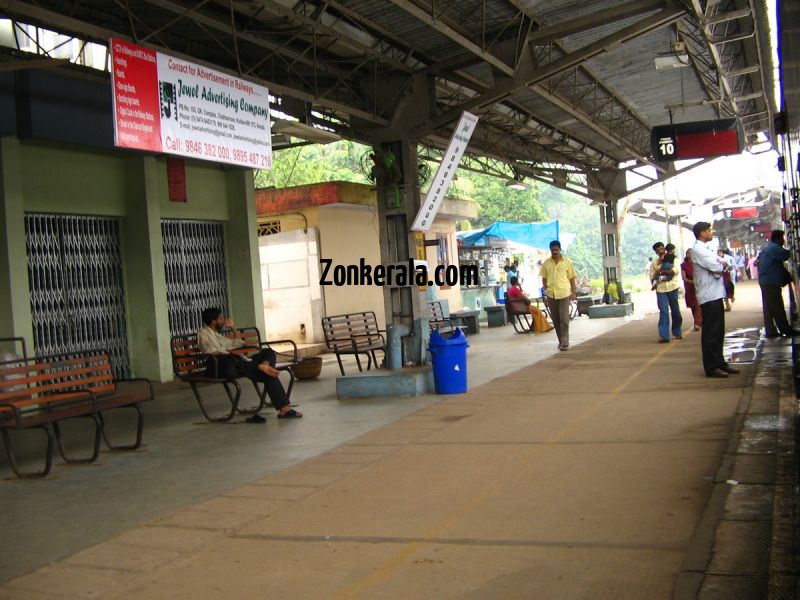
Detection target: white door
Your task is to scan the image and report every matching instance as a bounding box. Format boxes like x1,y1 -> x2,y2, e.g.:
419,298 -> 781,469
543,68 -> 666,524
259,228 -> 324,343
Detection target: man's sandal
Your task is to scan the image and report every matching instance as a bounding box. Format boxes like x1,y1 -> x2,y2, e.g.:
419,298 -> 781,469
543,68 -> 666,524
278,408 -> 303,419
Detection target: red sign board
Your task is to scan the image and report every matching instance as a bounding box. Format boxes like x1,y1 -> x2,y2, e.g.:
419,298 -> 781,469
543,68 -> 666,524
167,157 -> 187,202
111,39 -> 161,152
730,207 -> 757,219
651,119 -> 744,162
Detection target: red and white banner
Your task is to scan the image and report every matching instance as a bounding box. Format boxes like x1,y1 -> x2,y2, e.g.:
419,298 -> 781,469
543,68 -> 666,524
110,38 -> 272,170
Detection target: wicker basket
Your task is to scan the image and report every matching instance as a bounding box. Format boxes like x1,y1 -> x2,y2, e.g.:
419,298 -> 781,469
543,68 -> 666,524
293,356 -> 322,380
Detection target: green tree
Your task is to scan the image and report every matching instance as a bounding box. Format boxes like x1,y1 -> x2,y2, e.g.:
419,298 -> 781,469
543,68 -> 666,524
254,140 -> 371,188
620,214 -> 660,280
542,189 -> 602,279
451,170 -> 547,229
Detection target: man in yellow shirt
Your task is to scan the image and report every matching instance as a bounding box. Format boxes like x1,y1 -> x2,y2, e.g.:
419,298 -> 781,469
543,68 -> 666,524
541,240 -> 577,350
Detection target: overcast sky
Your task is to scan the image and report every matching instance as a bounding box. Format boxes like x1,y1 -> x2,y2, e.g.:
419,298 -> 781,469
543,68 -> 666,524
628,150 -> 783,203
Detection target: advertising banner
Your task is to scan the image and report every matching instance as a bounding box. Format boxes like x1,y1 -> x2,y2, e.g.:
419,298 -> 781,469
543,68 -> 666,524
411,111 -> 478,232
110,38 -> 272,170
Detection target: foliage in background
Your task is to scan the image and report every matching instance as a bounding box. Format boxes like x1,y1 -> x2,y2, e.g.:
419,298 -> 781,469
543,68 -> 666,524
538,187 -> 659,282
442,171 -> 548,229
254,140 -> 371,188
258,141 -> 659,284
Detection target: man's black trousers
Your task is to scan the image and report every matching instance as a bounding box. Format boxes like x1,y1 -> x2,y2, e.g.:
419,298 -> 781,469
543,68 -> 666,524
206,349 -> 289,410
700,298 -> 726,375
759,283 -> 791,335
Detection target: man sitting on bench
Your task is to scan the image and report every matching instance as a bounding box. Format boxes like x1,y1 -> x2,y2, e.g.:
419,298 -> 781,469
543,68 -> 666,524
198,308 -> 302,421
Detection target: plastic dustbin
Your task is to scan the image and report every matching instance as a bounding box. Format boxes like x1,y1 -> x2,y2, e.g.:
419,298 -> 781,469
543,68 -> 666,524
428,328 -> 469,394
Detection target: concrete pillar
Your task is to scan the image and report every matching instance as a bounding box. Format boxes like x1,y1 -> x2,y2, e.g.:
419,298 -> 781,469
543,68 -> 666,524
225,168 -> 265,333
588,168 -> 628,298
121,156 -> 172,381
374,139 -> 428,365
0,137 -> 33,345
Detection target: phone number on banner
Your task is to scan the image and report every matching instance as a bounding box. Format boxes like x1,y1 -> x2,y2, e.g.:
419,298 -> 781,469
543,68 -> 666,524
181,139 -> 271,168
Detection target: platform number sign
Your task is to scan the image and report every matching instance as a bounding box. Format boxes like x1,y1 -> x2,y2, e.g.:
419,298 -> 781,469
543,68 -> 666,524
650,119 -> 744,162
657,136 -> 677,161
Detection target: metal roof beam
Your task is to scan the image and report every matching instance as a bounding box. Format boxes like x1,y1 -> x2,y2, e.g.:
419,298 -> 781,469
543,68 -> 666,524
705,7 -> 752,25
139,0 -> 319,70
530,82 -> 659,170
434,80 -> 615,168
725,64 -> 760,77
386,0 -> 516,76
625,157 -> 713,196
413,5 -> 686,135
677,20 -> 740,119
217,0 -> 415,74
0,0 -> 392,125
525,0 -> 666,44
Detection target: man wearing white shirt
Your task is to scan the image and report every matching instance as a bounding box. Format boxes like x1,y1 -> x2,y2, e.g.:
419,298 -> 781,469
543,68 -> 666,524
690,222 -> 740,378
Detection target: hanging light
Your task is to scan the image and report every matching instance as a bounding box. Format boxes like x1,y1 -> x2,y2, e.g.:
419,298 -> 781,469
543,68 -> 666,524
506,167 -> 530,191
506,179 -> 530,191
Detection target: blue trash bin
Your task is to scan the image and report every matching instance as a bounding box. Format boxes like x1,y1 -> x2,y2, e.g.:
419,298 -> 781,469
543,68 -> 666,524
429,328 -> 469,394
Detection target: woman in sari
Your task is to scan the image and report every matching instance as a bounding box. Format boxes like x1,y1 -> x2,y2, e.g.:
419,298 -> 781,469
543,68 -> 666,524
506,276 -> 554,333
681,250 -> 702,331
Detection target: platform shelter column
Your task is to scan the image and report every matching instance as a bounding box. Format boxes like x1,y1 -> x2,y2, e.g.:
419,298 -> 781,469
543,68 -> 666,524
589,168 -> 628,300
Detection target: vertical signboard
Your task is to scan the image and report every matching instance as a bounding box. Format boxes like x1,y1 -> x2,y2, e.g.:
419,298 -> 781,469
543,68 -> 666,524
110,39 -> 161,152
110,38 -> 272,170
411,111 -> 478,232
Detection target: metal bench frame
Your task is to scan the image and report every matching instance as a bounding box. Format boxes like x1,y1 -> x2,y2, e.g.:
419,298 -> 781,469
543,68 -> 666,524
170,327 -> 297,423
321,312 -> 386,376
428,301 -> 455,332
0,350 -> 153,478
504,293 -> 534,333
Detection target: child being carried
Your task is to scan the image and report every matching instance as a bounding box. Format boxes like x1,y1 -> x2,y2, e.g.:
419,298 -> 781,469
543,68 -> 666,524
651,243 -> 676,290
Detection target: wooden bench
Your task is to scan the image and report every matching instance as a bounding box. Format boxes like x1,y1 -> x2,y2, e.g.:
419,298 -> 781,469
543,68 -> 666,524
504,292 -> 534,333
170,327 -> 298,423
428,301 -> 455,333
0,350 -> 153,478
321,312 -> 385,376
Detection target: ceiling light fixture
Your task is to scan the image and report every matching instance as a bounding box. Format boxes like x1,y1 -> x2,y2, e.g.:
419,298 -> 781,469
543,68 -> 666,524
654,54 -> 690,70
506,179 -> 530,191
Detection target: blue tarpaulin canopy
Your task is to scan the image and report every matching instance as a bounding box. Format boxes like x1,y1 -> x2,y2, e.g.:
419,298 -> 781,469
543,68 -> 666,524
457,220 -> 560,250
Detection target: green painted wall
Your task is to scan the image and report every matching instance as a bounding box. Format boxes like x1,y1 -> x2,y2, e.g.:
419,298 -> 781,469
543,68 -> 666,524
225,169 -> 265,332
121,156 -> 173,380
21,142 -> 128,216
0,138 -> 33,345
159,160 -> 230,220
1,138 -> 263,381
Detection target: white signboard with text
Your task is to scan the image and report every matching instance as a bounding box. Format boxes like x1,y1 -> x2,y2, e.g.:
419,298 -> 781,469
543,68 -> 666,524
110,38 -> 272,170
411,111 -> 478,231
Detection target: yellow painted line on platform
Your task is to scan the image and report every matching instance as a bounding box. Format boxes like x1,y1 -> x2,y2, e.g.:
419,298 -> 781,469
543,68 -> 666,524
336,340 -> 675,599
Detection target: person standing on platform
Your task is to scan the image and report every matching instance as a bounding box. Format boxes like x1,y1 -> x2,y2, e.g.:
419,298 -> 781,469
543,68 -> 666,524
756,230 -> 800,338
650,241 -> 683,343
718,248 -> 735,311
681,250 -> 702,331
690,222 -> 739,378
541,240 -> 577,351
749,253 -> 759,280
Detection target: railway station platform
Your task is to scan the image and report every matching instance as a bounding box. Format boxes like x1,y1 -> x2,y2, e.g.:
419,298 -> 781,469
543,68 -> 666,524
1,280 -> 796,599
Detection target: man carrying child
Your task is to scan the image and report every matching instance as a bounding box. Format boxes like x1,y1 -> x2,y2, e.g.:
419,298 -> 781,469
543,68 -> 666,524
650,242 -> 683,343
